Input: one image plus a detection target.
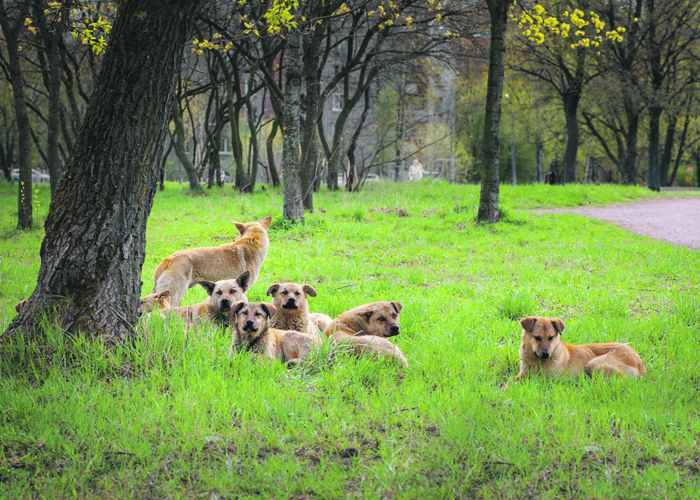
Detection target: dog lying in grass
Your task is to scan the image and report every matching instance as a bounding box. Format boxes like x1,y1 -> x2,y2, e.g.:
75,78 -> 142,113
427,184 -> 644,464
229,301 -> 320,365
151,216 -> 271,307
139,272 -> 249,327
266,282 -> 332,341
324,301 -> 408,367
506,316 -> 646,389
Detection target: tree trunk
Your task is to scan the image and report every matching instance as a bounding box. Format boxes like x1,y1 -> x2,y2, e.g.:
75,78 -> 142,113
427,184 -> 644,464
34,0 -> 64,196
562,90 -> 581,184
170,100 -> 203,193
668,103 -> 691,186
0,2 -> 33,229
4,0 -> 202,342
510,114 -> 516,186
266,118 -> 281,187
660,115 -> 676,186
535,139 -> 543,183
244,73 -> 259,193
477,0 -> 508,223
647,105 -> 662,191
621,104 -> 639,185
282,29 -> 305,222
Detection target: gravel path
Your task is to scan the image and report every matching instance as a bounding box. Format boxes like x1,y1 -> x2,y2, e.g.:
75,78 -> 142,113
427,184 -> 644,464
537,197 -> 700,250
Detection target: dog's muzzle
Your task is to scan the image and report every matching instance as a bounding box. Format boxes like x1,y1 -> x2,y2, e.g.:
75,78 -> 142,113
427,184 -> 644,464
387,325 -> 400,337
242,320 -> 257,332
219,298 -> 231,311
282,299 -> 298,309
537,351 -> 550,360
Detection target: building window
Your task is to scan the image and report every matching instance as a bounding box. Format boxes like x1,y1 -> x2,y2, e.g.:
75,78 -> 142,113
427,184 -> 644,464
332,94 -> 343,112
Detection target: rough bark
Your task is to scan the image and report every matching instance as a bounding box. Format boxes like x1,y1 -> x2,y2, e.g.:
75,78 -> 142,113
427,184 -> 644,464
4,0 -> 202,342
244,72 -> 259,193
510,114 -> 516,186
477,0 -> 508,223
660,116 -> 676,186
535,139 -> 543,183
647,105 -> 662,191
562,88 -> 582,184
668,103 -> 691,186
266,118 -> 280,187
0,1 -> 33,229
621,105 -> 640,185
170,99 -> 204,193
282,29 -> 305,222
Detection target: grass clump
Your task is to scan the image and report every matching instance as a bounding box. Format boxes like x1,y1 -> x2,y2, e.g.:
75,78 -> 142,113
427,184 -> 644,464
1,181 -> 699,498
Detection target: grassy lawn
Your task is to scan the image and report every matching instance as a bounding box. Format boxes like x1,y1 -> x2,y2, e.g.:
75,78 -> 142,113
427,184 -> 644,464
0,181 -> 698,498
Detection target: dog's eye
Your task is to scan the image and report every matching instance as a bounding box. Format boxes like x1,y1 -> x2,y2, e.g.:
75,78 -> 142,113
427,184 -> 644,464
230,289 -> 235,294
392,314 -> 397,319
548,336 -> 554,341
282,291 -> 288,295
254,312 -> 261,317
216,291 -> 222,295
378,317 -> 386,322
534,336 -> 542,341
295,292 -> 300,296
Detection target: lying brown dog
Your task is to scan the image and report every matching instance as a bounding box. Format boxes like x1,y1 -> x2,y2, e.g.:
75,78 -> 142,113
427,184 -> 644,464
168,273 -> 249,327
324,301 -> 408,367
506,316 -> 646,389
266,282 -> 332,340
152,216 -> 271,307
139,290 -> 172,315
229,301 -> 320,365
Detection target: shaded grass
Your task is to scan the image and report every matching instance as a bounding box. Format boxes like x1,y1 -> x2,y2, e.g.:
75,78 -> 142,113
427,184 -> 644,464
1,180 -> 699,498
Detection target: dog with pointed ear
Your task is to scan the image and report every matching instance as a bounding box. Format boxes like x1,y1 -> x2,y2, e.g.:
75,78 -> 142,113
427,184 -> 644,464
151,216 -> 271,308
265,282 -> 333,339
506,316 -> 646,390
140,290 -> 172,315
324,301 -> 408,367
229,301 -> 320,365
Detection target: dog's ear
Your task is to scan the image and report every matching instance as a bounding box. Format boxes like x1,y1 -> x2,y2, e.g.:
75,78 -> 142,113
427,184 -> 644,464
361,309 -> 374,323
551,317 -> 565,335
15,299 -> 27,313
231,221 -> 246,236
237,271 -> 251,291
391,301 -> 403,314
260,303 -> 277,319
198,281 -> 216,296
156,290 -> 171,301
266,283 -> 280,297
260,216 -> 272,230
302,284 -> 317,297
520,316 -> 537,332
232,301 -> 246,316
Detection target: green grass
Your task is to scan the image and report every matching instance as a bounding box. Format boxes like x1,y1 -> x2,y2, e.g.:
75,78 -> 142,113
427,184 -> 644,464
1,180 -> 699,498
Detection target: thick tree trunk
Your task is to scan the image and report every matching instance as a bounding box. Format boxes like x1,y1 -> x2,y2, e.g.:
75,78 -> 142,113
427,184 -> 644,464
535,139 -> 543,183
266,118 -> 281,187
244,73 -> 259,193
0,2 -> 33,229
562,91 -> 581,184
647,105 -> 662,191
621,104 -> 639,185
282,29 -> 305,222
660,115 -> 676,186
668,104 -> 691,186
477,0 -> 508,223
4,0 -> 201,342
170,101 -> 203,193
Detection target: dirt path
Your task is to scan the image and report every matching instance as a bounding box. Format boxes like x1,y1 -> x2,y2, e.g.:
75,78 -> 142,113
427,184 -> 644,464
537,197 -> 700,250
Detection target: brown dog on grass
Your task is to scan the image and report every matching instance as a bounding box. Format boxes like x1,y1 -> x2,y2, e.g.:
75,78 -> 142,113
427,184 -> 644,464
506,316 -> 646,389
168,272 -> 250,326
152,216 -> 271,307
324,301 -> 408,367
139,290 -> 172,315
229,301 -> 320,365
266,282 -> 332,340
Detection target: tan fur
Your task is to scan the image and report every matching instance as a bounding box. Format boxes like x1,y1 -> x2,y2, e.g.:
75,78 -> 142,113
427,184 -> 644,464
266,282 -> 332,341
229,301 -> 320,365
506,316 -> 646,389
140,290 -> 172,315
324,301 -> 408,367
152,216 -> 271,307
165,274 -> 249,327
15,299 -> 27,313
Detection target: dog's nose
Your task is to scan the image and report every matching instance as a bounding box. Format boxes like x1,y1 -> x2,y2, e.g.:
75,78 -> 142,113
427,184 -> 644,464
220,298 -> 231,311
245,319 -> 254,327
389,325 -> 400,336
540,351 -> 550,360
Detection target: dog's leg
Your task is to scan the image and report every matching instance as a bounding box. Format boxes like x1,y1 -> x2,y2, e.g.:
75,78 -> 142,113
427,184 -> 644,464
345,335 -> 409,368
586,354 -> 639,378
154,273 -> 189,308
281,331 -> 316,367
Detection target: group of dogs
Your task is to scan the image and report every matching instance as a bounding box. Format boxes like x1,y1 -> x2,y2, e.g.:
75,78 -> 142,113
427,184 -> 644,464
16,216 -> 647,386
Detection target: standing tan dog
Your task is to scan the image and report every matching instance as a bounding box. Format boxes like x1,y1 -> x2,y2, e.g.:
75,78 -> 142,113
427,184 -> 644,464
152,216 -> 271,307
324,301 -> 408,367
506,316 -> 646,389
229,301 -> 320,365
266,282 -> 332,340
